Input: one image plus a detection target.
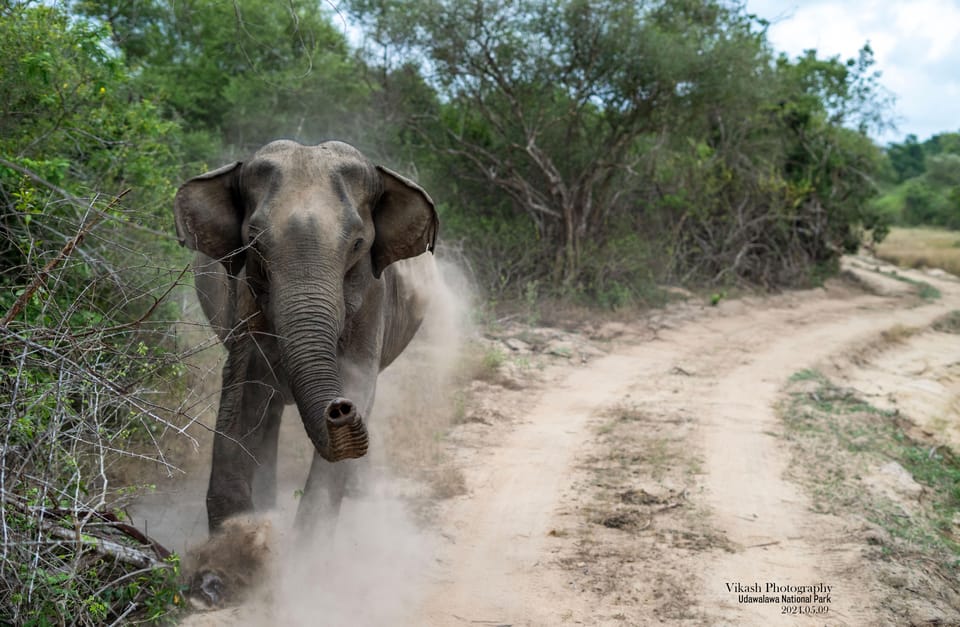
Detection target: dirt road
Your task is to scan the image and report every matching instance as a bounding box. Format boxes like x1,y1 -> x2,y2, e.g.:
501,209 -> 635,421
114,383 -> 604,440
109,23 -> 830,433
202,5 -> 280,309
165,255 -> 960,625
414,256 -> 960,626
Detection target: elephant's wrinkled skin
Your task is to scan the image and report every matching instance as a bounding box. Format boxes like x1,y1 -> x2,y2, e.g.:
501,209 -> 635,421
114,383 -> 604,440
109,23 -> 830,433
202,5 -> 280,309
174,140 -> 437,532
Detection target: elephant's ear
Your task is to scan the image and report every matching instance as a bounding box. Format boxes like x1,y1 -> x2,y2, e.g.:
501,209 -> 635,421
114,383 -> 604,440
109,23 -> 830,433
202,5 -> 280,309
371,165 -> 438,278
174,162 -> 245,275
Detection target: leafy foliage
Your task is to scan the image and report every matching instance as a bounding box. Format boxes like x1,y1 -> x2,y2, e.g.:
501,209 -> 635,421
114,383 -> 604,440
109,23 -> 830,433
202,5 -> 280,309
876,131 -> 960,229
348,0 -> 892,298
0,3 -> 189,623
76,0 -> 372,163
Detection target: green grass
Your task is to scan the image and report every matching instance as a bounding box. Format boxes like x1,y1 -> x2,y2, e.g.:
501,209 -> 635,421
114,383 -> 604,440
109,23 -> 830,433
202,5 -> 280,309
481,346 -> 506,371
917,281 -> 942,300
897,438 -> 960,545
782,370 -> 960,556
788,368 -> 826,383
879,269 -> 941,299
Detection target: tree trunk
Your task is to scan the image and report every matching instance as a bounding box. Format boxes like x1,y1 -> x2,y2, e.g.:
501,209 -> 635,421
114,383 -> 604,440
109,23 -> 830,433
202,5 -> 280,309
555,202 -> 581,288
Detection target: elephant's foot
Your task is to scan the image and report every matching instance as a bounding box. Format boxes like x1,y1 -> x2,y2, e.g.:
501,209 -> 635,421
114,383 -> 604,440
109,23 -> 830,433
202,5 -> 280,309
189,569 -> 227,609
185,515 -> 272,609
322,397 -> 369,462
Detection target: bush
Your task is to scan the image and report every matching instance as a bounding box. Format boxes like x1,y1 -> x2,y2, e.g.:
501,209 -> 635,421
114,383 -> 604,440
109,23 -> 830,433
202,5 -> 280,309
926,154 -> 960,188
349,1 -> 891,298
0,193 -> 191,625
438,202 -> 546,299
0,4 -> 191,622
902,179 -> 954,228
576,224 -> 668,308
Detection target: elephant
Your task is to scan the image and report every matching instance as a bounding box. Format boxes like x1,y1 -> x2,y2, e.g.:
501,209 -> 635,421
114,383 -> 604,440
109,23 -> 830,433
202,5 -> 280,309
174,139 -> 438,534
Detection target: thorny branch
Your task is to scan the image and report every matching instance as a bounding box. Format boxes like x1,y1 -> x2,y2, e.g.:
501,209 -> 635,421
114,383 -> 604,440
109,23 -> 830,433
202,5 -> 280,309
0,164 -> 219,623
0,192 -> 126,327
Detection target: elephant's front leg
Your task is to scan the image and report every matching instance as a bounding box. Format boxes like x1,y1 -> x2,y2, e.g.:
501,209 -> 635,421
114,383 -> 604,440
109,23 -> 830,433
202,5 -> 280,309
206,341 -> 283,531
250,390 -> 284,511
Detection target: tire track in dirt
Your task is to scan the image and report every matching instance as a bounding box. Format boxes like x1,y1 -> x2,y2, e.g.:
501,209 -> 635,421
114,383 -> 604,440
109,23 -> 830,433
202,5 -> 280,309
692,269 -> 960,625
417,262 -> 960,625
416,352 -> 653,625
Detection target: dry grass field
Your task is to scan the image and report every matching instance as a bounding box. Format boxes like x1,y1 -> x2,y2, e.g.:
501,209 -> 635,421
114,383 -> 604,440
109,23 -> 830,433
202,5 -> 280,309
876,227 -> 960,275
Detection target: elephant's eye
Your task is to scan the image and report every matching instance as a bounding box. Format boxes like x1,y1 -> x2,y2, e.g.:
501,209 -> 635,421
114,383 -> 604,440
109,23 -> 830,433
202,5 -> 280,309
353,238 -> 364,252
247,228 -> 267,256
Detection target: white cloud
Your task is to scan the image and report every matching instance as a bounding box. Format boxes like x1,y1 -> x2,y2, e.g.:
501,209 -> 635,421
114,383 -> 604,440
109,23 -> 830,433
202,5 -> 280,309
892,0 -> 960,63
747,0 -> 960,143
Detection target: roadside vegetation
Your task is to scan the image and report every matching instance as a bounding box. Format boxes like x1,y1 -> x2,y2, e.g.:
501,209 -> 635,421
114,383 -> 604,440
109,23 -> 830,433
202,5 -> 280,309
869,132 -> 960,278
0,0 -> 955,622
0,5 -> 194,623
782,367 -> 960,622
873,132 -> 960,230
347,0 -> 894,299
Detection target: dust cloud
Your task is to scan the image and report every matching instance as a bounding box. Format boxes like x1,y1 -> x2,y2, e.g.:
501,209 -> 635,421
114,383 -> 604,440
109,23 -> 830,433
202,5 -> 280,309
186,487 -> 437,625
173,256 -> 474,625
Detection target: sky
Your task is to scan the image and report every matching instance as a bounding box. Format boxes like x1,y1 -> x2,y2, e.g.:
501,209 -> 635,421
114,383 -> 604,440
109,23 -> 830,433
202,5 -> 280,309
746,0 -> 960,144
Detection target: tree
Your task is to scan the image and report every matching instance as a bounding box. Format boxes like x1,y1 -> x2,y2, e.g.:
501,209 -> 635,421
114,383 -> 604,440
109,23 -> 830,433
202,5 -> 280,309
349,0 -> 776,288
902,179 -> 945,225
349,0 -> 892,296
0,2 -> 182,301
923,131 -> 960,157
886,134 -> 926,183
777,48 -> 890,241
926,153 -> 960,188
875,131 -> 960,229
76,0 -> 372,162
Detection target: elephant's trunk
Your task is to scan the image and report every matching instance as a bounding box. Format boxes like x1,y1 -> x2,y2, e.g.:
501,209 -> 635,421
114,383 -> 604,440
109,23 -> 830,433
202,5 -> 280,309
272,269 -> 368,461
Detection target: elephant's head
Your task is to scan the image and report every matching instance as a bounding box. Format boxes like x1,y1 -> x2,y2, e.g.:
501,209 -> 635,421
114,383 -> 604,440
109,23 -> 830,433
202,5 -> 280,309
174,140 -> 437,459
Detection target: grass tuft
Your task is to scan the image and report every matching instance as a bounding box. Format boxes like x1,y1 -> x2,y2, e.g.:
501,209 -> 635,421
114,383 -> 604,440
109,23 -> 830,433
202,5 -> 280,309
879,269 -> 941,300
933,311 -> 960,334
782,371 -> 960,556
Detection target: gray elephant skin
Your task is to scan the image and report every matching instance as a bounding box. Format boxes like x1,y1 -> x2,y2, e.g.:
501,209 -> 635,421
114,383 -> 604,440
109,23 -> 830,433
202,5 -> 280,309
174,140 -> 438,532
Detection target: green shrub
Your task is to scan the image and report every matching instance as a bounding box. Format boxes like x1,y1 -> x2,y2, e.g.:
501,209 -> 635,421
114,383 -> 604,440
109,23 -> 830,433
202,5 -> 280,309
0,5 -> 189,623
902,179 -> 948,226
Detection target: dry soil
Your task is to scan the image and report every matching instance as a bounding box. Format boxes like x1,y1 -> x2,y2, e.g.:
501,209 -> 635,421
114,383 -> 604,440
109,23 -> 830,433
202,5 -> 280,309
139,254 -> 960,625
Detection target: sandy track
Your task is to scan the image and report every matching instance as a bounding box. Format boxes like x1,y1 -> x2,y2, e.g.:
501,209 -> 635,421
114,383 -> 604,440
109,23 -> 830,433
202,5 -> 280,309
161,257 -> 960,625
416,259 -> 960,626
417,352 -> 650,625
689,287 -> 956,625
